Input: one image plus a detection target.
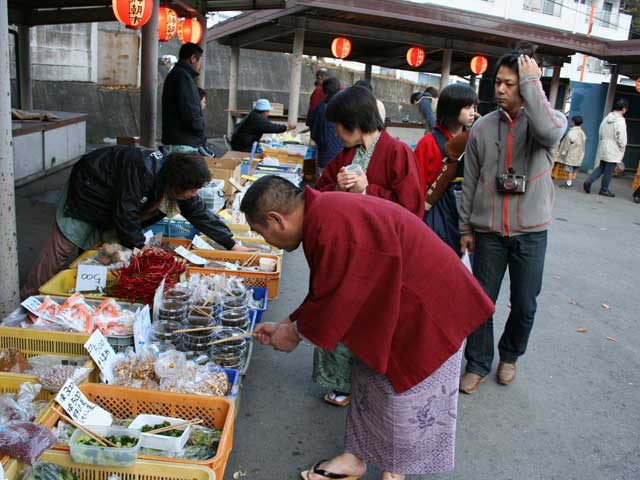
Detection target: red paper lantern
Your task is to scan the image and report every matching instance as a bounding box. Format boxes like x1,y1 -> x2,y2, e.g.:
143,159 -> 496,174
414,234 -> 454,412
112,0 -> 153,29
178,18 -> 203,44
331,37 -> 352,60
158,6 -> 178,42
635,78 -> 640,93
470,55 -> 489,75
406,47 -> 426,68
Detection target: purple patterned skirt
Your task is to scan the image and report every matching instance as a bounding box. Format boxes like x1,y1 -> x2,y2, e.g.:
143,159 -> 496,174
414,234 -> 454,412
344,349 -> 462,474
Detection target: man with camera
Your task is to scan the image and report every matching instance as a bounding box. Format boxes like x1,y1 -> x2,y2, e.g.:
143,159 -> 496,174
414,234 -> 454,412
458,45 -> 567,394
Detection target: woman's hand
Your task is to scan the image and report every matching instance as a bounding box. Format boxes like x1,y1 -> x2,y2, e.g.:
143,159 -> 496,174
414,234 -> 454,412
336,167 -> 358,191
349,173 -> 369,194
231,244 -> 258,252
254,320 -> 301,352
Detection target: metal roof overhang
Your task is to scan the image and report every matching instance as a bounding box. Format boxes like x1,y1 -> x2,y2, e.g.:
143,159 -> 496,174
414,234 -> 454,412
208,0 -> 640,77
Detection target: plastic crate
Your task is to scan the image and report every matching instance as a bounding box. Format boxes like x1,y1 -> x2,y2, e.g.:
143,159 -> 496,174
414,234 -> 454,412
150,219 -> 199,239
250,287 -> 268,323
40,384 -> 234,480
224,367 -> 240,399
2,450 -> 216,480
39,269 -> 117,300
188,250 -> 281,300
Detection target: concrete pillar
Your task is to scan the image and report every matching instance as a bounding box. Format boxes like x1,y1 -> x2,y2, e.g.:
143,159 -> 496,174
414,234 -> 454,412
196,14 -> 207,88
603,65 -> 618,116
140,0 -> 159,148
287,28 -> 305,127
0,0 -> 21,313
548,65 -> 561,109
440,48 -> 452,92
227,46 -> 239,138
364,63 -> 372,82
17,25 -> 32,110
469,73 -> 477,89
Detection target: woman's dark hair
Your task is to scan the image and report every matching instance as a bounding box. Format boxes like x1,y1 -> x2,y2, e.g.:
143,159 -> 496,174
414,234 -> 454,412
410,92 -> 422,104
179,42 -> 203,61
197,88 -> 207,100
613,98 -> 629,111
436,84 -> 478,131
322,77 -> 341,100
354,79 -> 372,91
571,115 -> 583,126
494,41 -> 538,80
163,153 -> 211,192
326,86 -> 385,133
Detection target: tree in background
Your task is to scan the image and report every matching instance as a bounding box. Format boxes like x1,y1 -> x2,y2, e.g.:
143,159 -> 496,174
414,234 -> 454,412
621,0 -> 640,38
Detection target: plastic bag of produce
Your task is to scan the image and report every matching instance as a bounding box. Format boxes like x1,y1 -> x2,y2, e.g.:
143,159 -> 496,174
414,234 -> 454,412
36,365 -> 93,393
154,350 -> 186,379
0,383 -> 42,424
0,421 -> 56,464
21,461 -> 78,480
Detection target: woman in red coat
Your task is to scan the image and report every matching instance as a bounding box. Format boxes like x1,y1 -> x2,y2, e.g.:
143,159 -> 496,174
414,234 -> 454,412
312,85 -> 424,408
413,83 -> 477,256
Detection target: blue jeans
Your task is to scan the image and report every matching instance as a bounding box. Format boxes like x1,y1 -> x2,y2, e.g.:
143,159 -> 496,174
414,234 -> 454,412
464,231 -> 548,377
586,161 -> 616,191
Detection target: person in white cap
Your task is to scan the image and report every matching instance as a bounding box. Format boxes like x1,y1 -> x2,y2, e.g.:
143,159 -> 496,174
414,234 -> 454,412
231,99 -> 295,152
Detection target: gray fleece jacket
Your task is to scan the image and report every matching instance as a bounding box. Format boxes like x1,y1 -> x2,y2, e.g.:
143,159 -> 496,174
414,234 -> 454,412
459,76 -> 567,237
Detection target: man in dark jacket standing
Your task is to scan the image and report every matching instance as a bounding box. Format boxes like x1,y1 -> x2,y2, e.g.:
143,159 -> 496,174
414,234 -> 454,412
21,146 -> 253,298
162,43 -> 205,152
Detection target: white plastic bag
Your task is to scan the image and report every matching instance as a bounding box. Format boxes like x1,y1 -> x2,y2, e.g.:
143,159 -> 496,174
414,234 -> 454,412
461,252 -> 472,273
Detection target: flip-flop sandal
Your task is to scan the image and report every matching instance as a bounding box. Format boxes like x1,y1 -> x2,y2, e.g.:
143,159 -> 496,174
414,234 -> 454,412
323,392 -> 351,407
301,460 -> 361,479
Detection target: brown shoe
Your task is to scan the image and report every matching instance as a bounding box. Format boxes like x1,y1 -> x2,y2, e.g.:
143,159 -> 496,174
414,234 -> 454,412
459,372 -> 486,394
497,361 -> 516,385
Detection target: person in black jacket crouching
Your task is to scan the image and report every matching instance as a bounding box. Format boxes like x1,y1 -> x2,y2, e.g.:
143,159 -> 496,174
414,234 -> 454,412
162,42 -> 205,153
230,99 -> 295,152
21,146 -> 253,298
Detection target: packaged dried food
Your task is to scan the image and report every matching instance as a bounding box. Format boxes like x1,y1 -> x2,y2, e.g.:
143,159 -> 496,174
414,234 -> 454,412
0,383 -> 44,424
0,348 -> 31,373
154,351 -> 186,378
0,421 -> 56,464
36,365 -> 92,393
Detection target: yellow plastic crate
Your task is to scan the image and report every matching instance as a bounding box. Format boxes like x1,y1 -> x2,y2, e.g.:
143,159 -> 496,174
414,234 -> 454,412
227,222 -> 251,234
0,326 -> 91,357
3,450 -> 216,480
39,269 -> 117,300
188,250 -> 281,300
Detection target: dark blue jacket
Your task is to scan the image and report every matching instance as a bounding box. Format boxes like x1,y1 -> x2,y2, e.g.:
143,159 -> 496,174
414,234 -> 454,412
310,100 -> 344,168
161,61 -> 204,147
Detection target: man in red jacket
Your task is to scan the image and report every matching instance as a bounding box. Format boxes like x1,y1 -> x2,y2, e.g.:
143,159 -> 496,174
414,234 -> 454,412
242,176 -> 494,480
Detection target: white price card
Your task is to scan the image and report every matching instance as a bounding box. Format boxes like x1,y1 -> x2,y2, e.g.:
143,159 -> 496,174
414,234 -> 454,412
75,264 -> 108,292
143,229 -> 155,246
152,277 -> 166,323
133,305 -> 151,353
84,330 -> 116,384
56,379 -> 112,426
174,246 -> 209,265
191,234 -> 215,250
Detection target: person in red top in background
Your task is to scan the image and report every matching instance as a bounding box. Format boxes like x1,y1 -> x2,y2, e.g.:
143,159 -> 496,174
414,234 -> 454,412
306,68 -> 329,127
414,83 -> 477,256
242,176 -> 494,480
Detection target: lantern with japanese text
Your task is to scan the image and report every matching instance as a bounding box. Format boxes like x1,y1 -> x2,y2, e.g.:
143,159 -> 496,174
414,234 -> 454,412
178,18 -> 203,44
331,37 -> 352,60
636,78 -> 640,93
470,55 -> 489,75
406,47 -> 426,68
112,0 -> 153,29
158,6 -> 178,42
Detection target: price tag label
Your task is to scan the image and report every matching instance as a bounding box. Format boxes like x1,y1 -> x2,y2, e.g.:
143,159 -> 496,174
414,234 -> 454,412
56,379 -> 112,426
75,264 -> 108,292
133,305 -> 151,353
84,330 -> 116,383
152,277 -> 166,322
21,297 -> 56,322
174,246 -> 208,265
143,229 -> 154,246
191,235 -> 215,251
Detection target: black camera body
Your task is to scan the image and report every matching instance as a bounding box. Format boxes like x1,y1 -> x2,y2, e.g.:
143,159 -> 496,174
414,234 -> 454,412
496,168 -> 526,194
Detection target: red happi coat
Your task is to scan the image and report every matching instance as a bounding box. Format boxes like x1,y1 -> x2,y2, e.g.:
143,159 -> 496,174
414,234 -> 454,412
315,130 -> 425,218
290,187 -> 495,393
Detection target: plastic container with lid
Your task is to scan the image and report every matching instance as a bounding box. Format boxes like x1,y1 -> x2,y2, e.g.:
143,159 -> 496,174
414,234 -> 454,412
158,299 -> 189,323
128,414 -> 190,452
69,424 -> 141,467
149,321 -> 183,347
164,288 -> 192,305
221,295 -> 248,311
218,308 -> 250,330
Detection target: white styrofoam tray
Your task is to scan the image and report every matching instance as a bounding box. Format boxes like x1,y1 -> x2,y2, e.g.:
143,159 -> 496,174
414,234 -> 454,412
128,414 -> 190,452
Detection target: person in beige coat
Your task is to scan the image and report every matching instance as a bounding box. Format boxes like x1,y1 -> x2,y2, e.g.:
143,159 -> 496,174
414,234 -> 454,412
584,98 -> 629,197
557,115 -> 587,188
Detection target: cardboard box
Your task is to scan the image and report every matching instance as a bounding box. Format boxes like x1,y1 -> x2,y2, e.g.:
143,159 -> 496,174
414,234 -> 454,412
204,157 -> 242,184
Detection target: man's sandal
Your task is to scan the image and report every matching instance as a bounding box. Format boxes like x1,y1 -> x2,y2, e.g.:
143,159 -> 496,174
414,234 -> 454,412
301,460 -> 361,479
323,391 -> 351,407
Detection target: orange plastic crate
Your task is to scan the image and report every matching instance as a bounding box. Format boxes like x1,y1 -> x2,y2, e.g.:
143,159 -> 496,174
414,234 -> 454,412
40,384 -> 235,480
188,250 -> 281,300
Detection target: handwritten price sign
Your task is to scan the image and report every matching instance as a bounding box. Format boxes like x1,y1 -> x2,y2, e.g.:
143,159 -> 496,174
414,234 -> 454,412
84,330 -> 116,383
55,379 -> 112,426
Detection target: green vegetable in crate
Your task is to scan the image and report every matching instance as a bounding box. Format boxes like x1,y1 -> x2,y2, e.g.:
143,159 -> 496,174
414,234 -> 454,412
76,434 -> 138,448
140,421 -> 183,437
24,462 -> 78,480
